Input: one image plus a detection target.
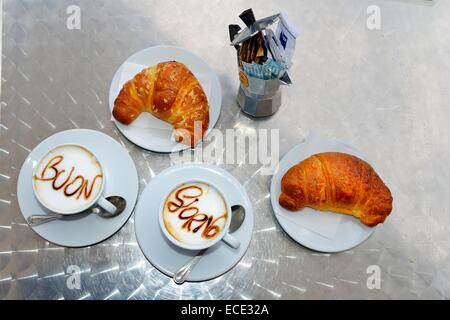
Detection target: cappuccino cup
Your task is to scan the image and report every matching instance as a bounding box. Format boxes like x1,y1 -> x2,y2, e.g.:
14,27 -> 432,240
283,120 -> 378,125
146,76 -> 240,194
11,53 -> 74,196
32,144 -> 116,215
159,180 -> 240,250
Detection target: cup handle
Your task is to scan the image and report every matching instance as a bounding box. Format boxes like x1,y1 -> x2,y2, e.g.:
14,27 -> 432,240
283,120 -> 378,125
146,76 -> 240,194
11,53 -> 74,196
97,197 -> 117,214
222,233 -> 240,249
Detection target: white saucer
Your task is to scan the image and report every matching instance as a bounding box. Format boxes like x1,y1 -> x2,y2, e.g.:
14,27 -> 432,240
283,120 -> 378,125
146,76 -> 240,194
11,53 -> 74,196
270,135 -> 376,253
135,163 -> 253,282
108,45 -> 222,153
17,129 -> 139,248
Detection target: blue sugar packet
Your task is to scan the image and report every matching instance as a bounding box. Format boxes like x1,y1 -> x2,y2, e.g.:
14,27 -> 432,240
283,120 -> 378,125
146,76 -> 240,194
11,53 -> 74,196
242,62 -> 263,79
243,59 -> 286,80
264,59 -> 285,79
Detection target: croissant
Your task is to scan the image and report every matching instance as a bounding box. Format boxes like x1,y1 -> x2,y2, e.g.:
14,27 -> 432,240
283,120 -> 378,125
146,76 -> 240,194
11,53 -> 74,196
279,152 -> 392,227
113,61 -> 209,146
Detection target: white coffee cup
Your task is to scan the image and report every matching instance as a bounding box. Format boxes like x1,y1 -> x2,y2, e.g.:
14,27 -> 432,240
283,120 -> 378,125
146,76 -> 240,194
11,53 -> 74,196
32,144 -> 117,215
159,180 -> 240,250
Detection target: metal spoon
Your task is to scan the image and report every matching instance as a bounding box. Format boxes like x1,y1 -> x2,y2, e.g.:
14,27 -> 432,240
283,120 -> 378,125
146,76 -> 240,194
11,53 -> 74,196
27,196 -> 127,227
173,205 -> 246,285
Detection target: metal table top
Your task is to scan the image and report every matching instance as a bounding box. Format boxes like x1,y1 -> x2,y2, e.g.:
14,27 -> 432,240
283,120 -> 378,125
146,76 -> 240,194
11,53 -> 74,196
1,0 -> 449,300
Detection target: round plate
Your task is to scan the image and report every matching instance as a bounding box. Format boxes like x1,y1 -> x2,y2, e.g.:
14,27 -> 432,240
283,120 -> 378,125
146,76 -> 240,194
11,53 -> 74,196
135,163 -> 253,282
17,129 -> 139,247
270,135 -> 376,253
108,45 -> 222,153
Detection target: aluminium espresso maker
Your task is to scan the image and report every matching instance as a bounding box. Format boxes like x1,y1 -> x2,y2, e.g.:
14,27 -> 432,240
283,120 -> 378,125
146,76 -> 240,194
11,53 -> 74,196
229,9 -> 299,118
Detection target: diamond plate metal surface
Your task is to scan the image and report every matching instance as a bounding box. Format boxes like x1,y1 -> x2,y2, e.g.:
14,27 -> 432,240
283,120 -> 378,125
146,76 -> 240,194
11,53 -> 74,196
1,0 -> 449,299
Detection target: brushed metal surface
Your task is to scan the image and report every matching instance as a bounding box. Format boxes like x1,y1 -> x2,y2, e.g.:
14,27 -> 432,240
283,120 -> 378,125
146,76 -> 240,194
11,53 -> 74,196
1,0 -> 449,299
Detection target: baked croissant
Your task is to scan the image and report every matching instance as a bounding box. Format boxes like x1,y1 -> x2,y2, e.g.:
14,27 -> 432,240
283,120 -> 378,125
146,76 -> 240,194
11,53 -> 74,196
279,152 -> 392,227
113,61 -> 209,146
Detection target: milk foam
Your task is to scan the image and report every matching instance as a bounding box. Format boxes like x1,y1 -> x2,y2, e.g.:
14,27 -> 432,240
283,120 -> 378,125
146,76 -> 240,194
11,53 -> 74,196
163,182 -> 228,245
33,145 -> 103,213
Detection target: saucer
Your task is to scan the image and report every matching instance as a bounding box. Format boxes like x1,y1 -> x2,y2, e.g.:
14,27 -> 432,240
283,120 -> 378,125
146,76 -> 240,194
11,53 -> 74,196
135,163 -> 253,282
109,45 -> 222,153
270,135 -> 376,253
17,129 -> 139,247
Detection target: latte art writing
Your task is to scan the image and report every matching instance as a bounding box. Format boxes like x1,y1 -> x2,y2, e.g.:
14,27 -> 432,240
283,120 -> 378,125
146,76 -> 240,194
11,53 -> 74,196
167,185 -> 227,239
33,145 -> 104,214
162,182 -> 228,245
34,155 -> 103,200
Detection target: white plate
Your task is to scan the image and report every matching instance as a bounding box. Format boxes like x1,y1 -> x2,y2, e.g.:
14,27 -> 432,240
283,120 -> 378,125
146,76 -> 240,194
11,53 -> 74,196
108,45 -> 222,153
135,163 -> 253,282
270,135 -> 376,253
17,129 -> 139,247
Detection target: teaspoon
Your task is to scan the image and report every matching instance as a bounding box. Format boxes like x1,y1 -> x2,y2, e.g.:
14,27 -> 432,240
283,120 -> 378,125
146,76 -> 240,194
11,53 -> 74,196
173,205 -> 246,285
27,196 -> 127,227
